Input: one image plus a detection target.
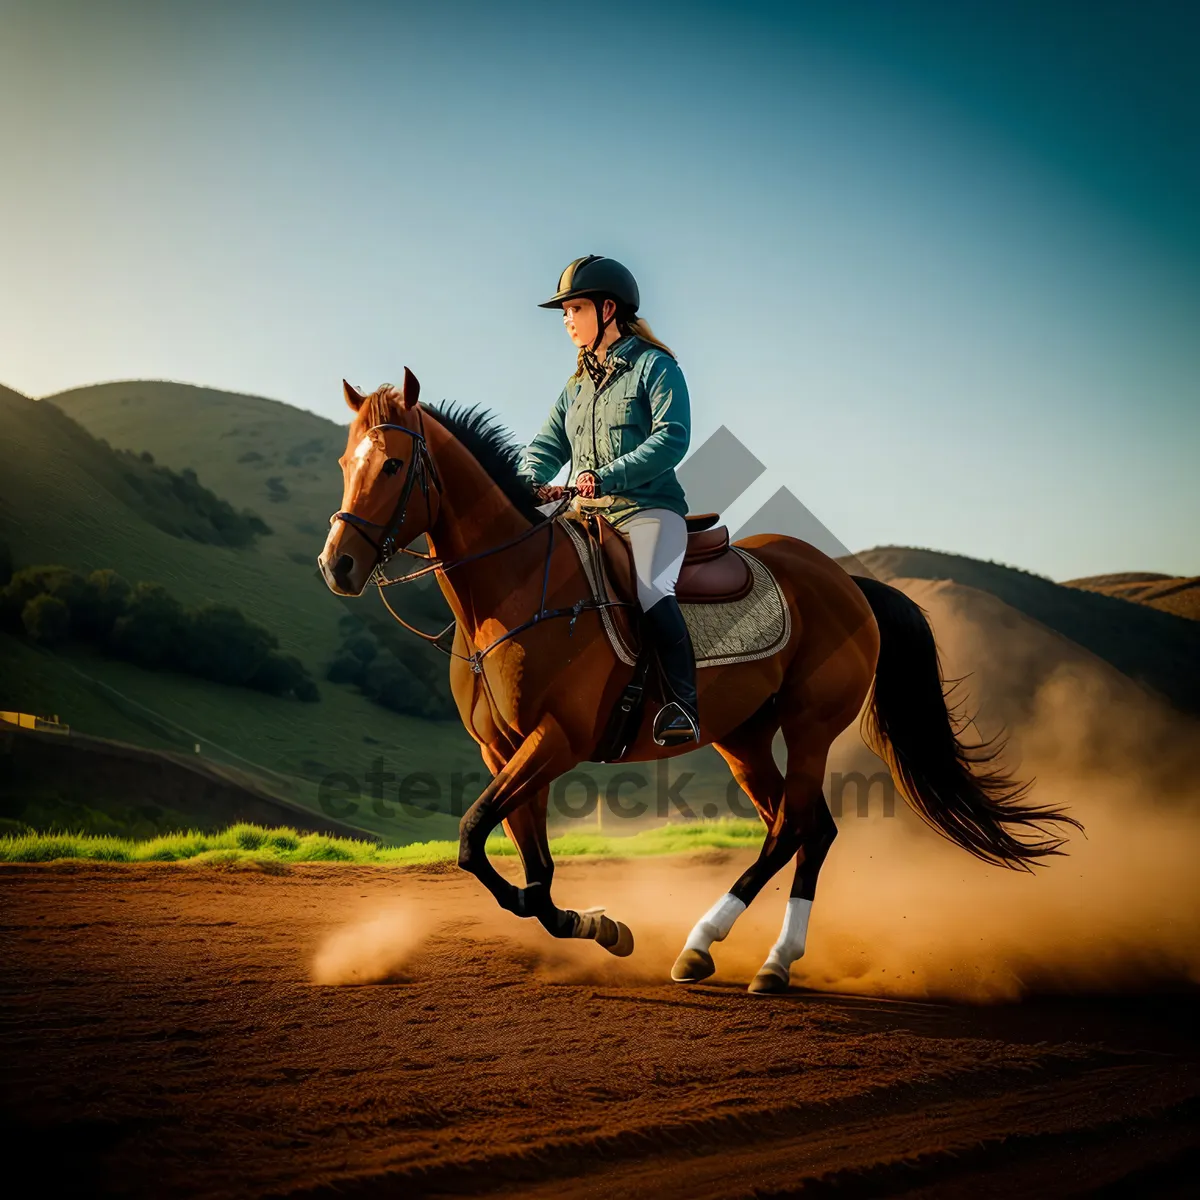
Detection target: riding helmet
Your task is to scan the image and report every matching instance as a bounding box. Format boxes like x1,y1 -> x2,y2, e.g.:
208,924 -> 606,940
538,255 -> 640,312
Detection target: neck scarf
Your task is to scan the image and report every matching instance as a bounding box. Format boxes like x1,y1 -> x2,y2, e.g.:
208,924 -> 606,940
579,346 -> 607,388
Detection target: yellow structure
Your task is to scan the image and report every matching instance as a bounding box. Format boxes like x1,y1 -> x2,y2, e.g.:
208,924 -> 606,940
0,711 -> 70,734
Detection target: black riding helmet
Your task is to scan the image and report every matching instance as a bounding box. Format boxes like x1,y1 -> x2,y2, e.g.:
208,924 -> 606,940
539,255 -> 640,351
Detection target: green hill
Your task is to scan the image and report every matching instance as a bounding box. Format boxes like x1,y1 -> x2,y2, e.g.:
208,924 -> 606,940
0,383 -> 476,841
42,379 -> 457,663
844,546 -> 1200,716
44,380 -> 342,559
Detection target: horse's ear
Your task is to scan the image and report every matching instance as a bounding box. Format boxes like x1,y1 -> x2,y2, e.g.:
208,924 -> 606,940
343,379 -> 366,412
399,366 -> 420,409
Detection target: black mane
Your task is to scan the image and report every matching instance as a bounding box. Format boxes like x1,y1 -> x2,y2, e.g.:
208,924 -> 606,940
424,400 -> 549,525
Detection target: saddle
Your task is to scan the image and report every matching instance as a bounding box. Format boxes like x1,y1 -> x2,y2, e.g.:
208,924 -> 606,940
571,505 -> 753,610
564,502 -> 753,763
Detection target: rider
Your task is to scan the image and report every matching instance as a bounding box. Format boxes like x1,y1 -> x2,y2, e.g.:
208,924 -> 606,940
517,255 -> 701,747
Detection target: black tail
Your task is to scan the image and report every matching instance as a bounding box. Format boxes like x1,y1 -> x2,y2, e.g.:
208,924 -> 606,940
852,576 -> 1084,871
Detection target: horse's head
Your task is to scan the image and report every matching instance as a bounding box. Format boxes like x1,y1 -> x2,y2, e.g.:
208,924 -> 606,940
317,369 -> 441,596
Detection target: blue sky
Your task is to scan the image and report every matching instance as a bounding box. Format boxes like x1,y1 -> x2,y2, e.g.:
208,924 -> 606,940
1,0 -> 1196,579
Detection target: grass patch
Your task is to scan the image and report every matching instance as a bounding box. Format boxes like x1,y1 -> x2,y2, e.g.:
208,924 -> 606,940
0,819 -> 763,865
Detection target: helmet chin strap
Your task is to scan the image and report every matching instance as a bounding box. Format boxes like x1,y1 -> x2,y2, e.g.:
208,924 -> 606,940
590,296 -> 614,351
581,297 -> 616,387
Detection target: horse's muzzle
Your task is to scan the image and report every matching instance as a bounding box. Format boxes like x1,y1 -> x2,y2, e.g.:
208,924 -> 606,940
319,552 -> 360,596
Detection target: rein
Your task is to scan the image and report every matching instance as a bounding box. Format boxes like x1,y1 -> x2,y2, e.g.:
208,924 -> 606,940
330,415 -> 631,676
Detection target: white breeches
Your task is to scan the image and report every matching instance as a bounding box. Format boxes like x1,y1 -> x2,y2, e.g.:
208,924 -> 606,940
619,508 -> 689,610
534,503 -> 688,610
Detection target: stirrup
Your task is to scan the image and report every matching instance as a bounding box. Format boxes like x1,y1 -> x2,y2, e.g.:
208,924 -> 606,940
652,701 -> 700,747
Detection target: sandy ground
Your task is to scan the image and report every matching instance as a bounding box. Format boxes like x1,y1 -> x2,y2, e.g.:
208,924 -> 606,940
1,855 -> 1198,1199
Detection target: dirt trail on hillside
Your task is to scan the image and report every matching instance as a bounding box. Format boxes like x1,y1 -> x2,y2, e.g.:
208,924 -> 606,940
1,858 -> 1198,1198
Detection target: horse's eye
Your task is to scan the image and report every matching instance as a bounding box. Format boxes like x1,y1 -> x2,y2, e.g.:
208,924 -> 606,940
382,457 -> 404,476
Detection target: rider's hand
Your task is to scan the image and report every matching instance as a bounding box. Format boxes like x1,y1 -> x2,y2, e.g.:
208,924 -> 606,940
536,484 -> 566,502
575,472 -> 599,498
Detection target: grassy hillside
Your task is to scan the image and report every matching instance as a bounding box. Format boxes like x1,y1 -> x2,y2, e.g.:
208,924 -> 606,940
43,380 -> 458,683
0,631 -> 471,841
46,380 -> 373,563
0,383 -> 480,840
1,383 -> 345,660
845,546 -> 1200,716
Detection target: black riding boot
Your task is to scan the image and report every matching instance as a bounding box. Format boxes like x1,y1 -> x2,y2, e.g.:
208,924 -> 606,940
644,594 -> 701,746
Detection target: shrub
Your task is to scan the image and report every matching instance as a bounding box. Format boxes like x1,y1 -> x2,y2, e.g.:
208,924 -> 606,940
80,569 -> 133,639
5,557 -> 317,702
108,581 -> 189,668
22,594 -> 70,645
327,653 -> 367,686
181,603 -> 278,686
229,824 -> 267,850
266,829 -> 301,852
249,651 -> 319,700
1,565 -> 90,630
345,635 -> 378,665
112,450 -> 273,546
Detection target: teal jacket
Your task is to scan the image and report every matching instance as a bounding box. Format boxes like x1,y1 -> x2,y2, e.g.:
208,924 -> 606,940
516,334 -> 691,527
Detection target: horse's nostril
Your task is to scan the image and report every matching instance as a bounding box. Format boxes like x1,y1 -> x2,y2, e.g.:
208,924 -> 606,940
332,554 -> 354,584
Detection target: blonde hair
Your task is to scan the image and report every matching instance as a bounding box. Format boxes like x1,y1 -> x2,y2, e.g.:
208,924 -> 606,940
572,308 -> 676,379
621,314 -> 675,358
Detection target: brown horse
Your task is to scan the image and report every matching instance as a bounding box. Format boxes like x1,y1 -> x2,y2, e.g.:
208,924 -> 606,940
318,372 -> 1082,994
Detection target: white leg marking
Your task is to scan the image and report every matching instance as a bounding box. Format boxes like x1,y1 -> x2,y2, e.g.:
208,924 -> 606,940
759,897 -> 813,982
683,893 -> 747,954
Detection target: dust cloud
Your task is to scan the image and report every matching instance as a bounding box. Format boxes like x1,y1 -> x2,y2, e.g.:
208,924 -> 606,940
311,905 -> 448,985
786,579 -> 1200,1003
311,577 -> 1200,1004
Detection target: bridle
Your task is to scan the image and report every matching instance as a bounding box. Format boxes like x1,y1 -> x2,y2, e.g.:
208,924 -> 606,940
329,407 -> 443,572
328,408 -> 630,678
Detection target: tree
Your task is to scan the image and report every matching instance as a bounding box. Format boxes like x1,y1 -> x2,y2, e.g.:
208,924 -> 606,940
181,603 -> 277,685
78,569 -> 132,639
0,566 -> 89,631
327,653 -> 367,686
108,582 -> 188,667
344,634 -> 378,665
249,652 -> 318,699
22,594 -> 70,646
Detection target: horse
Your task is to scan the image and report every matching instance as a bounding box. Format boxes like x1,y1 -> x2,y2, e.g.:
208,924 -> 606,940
317,371 -> 1083,994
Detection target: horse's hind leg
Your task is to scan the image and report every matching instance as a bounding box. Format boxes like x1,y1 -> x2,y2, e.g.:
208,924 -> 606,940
671,696 -> 786,983
746,712 -> 842,995
747,794 -> 837,994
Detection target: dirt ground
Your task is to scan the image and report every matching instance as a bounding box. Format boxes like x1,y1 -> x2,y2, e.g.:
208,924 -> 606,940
1,855 -> 1198,1198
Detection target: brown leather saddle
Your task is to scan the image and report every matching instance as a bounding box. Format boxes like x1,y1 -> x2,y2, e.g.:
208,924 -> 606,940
565,507 -> 753,763
573,508 -> 752,612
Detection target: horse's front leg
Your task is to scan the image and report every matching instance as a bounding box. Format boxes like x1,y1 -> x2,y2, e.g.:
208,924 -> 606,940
461,716 -> 633,954
502,791 -> 633,956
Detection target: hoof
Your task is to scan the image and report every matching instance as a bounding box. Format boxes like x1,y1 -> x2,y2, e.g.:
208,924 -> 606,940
671,948 -> 715,983
748,968 -> 789,995
602,920 -> 635,958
